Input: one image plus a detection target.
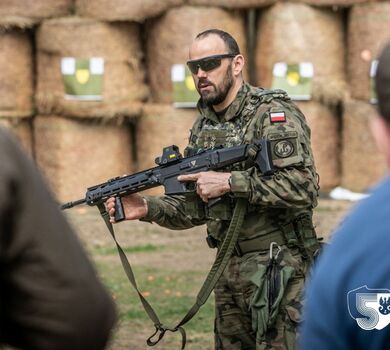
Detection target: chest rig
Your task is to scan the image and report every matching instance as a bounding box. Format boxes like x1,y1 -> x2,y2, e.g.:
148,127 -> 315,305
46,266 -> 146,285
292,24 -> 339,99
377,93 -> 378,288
184,87 -> 291,225
187,87 -> 290,170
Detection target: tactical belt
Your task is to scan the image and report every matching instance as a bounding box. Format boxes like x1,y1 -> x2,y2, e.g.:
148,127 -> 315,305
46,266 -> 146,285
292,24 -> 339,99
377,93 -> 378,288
232,230 -> 287,257
233,230 -> 287,257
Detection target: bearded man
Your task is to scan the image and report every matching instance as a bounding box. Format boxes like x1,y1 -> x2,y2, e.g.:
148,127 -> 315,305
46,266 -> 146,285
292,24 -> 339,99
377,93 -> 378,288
107,29 -> 320,350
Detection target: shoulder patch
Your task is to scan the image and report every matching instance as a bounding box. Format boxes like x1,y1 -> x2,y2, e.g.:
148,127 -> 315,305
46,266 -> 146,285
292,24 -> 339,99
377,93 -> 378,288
268,131 -> 298,140
269,111 -> 286,123
274,140 -> 294,158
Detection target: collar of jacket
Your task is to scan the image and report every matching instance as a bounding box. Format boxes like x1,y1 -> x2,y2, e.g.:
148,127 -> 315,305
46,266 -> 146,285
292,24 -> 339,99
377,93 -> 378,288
196,81 -> 252,123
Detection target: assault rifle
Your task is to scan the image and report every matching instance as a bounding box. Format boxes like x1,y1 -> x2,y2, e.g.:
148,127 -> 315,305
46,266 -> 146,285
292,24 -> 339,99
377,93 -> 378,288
61,139 -> 274,220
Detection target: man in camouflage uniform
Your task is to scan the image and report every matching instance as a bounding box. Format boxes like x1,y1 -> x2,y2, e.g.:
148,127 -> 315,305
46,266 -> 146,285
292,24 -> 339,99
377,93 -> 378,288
106,29 -> 320,349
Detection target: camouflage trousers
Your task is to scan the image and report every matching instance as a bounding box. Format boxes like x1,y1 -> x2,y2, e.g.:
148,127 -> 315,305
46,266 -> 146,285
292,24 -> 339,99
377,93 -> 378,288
214,246 -> 308,350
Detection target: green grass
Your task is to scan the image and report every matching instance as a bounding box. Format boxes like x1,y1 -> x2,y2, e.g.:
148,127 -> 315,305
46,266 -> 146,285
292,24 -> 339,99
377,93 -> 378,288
94,243 -> 163,255
95,258 -> 215,337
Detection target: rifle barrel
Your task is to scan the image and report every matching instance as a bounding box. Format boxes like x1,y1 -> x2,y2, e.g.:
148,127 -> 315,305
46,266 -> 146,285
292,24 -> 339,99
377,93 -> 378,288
61,198 -> 86,210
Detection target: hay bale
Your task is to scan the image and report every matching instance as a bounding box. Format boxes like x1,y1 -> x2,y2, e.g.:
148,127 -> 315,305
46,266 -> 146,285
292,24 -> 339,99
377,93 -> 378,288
76,0 -> 184,22
256,2 -> 347,106
36,17 -> 148,119
341,100 -> 387,192
348,2 -> 390,101
147,6 -> 247,103
188,0 -> 276,8
34,116 -> 135,202
136,104 -> 199,195
0,0 -> 73,28
0,30 -> 33,118
288,0 -> 377,7
0,118 -> 32,155
295,101 -> 340,191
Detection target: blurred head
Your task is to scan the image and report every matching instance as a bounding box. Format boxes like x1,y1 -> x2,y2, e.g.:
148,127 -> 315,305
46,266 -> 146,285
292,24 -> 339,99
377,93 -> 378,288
375,42 -> 390,122
371,41 -> 390,167
187,29 -> 245,110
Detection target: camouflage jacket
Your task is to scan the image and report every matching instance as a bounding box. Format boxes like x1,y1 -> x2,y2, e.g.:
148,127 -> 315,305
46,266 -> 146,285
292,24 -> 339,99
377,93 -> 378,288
143,82 -> 319,244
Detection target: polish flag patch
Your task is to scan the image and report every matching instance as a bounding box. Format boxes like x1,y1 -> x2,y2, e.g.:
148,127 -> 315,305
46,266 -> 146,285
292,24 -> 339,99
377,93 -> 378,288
269,111 -> 286,123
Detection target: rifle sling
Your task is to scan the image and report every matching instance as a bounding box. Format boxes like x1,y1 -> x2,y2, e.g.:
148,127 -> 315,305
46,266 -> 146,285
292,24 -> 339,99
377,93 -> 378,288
97,197 -> 247,349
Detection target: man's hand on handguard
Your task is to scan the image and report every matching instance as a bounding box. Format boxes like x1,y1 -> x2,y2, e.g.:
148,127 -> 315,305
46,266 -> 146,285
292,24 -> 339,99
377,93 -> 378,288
178,171 -> 231,203
105,194 -> 148,223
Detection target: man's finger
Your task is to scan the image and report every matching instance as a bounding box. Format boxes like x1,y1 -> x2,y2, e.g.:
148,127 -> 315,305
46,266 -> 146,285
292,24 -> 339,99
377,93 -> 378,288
178,173 -> 200,182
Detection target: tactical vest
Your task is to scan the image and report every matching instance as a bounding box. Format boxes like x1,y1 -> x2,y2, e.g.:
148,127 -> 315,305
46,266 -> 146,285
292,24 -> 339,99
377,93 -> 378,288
184,84 -> 319,255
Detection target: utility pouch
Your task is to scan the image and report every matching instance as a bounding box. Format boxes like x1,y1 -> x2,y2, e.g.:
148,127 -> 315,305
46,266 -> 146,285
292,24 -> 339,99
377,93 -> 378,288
184,194 -> 206,220
293,214 -> 321,260
205,195 -> 233,221
206,229 -> 219,249
280,222 -> 299,249
249,243 -> 295,341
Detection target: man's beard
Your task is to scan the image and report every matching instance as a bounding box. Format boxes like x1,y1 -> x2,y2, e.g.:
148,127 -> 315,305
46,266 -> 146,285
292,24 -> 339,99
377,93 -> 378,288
198,65 -> 234,106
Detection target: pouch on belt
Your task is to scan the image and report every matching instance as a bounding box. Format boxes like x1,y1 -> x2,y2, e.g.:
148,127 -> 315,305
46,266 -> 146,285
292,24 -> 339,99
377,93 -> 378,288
249,243 -> 295,341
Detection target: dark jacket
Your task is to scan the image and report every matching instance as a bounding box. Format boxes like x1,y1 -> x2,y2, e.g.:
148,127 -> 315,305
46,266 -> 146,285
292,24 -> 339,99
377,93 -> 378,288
0,127 -> 116,350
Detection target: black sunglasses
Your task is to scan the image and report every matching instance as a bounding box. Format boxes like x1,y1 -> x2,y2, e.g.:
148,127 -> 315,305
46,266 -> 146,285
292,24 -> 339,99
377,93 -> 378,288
186,54 -> 237,74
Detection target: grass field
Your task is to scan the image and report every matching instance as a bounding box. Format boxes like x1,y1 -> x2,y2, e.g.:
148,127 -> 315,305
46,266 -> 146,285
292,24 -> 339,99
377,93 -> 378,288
65,198 -> 353,350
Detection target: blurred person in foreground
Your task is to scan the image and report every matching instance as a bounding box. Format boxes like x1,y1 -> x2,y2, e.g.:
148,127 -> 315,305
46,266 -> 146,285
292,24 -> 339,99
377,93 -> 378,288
0,127 -> 116,349
300,41 -> 390,349
107,29 -> 320,349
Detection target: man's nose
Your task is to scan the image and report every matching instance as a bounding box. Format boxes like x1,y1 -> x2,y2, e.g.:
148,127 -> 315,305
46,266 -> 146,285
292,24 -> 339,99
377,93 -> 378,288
196,68 -> 207,79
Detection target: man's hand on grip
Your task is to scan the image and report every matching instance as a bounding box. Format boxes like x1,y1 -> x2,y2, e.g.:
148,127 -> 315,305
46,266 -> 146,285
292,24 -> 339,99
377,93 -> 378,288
105,194 -> 148,223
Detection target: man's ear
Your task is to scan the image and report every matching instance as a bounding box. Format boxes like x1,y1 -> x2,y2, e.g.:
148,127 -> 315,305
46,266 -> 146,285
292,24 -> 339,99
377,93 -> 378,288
370,115 -> 390,168
232,54 -> 245,77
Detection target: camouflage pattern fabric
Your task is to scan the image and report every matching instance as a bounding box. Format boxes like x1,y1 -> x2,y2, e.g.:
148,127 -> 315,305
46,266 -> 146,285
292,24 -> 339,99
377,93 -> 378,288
214,246 -> 307,350
143,82 -> 319,349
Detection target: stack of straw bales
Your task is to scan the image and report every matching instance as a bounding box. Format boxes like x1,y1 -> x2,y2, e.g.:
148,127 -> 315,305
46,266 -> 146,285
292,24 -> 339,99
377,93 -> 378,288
256,2 -> 346,190
341,2 -> 390,192
296,102 -> 341,190
341,101 -> 387,192
256,2 -> 346,106
137,105 -> 199,196
287,0 -> 376,7
0,31 -> 33,117
75,0 -> 184,22
187,0 -> 276,8
36,17 -> 148,118
0,0 -> 73,28
0,118 -> 33,156
2,0 -> 390,201
137,5 -> 247,194
0,29 -> 33,155
348,2 -> 390,102
34,17 -> 147,201
34,116 -> 134,202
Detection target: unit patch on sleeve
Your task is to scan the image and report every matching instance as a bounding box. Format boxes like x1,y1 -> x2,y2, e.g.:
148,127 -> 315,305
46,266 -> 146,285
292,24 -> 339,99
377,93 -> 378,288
274,140 -> 294,158
269,111 -> 287,123
267,131 -> 304,167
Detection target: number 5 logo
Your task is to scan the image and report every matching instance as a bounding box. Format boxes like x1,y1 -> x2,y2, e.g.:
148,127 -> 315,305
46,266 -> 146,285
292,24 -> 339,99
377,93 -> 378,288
348,285 -> 390,330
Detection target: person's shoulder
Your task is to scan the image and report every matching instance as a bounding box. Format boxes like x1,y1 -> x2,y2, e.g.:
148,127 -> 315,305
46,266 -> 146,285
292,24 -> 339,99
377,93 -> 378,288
247,85 -> 304,121
311,175 -> 390,286
247,84 -> 291,105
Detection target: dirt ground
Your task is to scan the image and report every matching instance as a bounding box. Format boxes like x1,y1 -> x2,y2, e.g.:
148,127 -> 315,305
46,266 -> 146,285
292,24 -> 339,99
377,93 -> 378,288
65,197 -> 356,350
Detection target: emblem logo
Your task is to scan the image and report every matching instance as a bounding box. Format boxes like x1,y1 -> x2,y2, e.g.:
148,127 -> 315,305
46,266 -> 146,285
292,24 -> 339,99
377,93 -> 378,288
274,140 -> 294,158
76,69 -> 90,84
348,285 -> 390,330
